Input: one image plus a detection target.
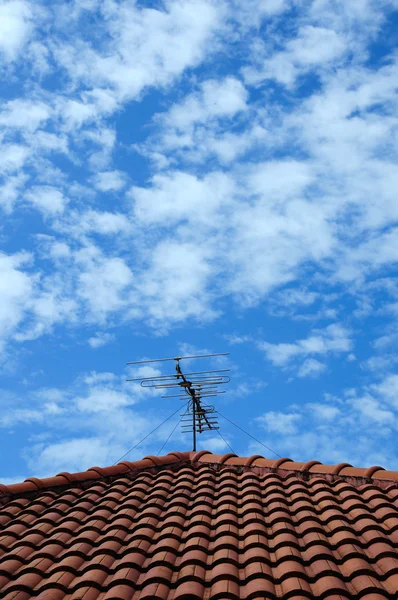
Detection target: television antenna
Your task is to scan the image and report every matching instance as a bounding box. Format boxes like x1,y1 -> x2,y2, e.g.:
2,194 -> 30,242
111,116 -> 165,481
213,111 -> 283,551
126,353 -> 230,451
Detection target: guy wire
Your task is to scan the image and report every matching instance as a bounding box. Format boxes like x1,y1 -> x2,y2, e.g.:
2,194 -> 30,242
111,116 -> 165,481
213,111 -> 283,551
217,410 -> 282,459
215,428 -> 235,454
113,403 -> 183,465
157,401 -> 189,456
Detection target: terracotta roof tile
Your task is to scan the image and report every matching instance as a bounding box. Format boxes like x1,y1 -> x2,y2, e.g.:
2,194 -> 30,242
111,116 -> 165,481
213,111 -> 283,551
1,450 -> 398,599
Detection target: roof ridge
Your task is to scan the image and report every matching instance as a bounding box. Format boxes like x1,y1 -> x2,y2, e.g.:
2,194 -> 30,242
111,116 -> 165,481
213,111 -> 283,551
1,451 -> 397,500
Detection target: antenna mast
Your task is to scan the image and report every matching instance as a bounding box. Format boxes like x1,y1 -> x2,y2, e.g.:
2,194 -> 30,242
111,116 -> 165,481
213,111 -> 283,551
126,353 -> 230,452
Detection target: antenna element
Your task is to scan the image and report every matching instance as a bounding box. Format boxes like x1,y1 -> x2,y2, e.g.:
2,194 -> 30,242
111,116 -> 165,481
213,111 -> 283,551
126,353 -> 230,451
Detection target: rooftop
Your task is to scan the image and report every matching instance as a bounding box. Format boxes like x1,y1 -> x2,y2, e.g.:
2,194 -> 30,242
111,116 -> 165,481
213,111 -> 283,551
1,451 -> 398,599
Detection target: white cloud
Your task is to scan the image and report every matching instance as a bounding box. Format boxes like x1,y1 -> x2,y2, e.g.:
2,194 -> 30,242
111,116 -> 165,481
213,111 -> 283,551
77,254 -> 134,320
231,0 -> 288,27
46,240 -> 70,260
26,438 -> 112,474
75,387 -> 133,413
257,411 -> 301,435
142,77 -> 251,164
0,388 -> 69,427
253,372 -> 398,467
305,403 -> 340,422
259,323 -> 352,369
0,99 -> 50,131
336,229 -> 398,282
28,40 -> 51,74
244,25 -> 347,87
362,355 -> 398,373
164,77 -> 248,130
88,332 -> 115,348
0,252 -> 34,354
0,1 -> 395,342
81,210 -> 130,235
252,0 -> 287,16
374,332 -> 398,350
309,0 -> 386,33
371,374 -> 398,408
132,239 -> 217,326
0,408 -> 43,427
200,435 -> 231,452
274,288 -> 319,308
43,402 -> 65,415
225,334 -> 253,345
24,186 -> 67,215
0,368 -> 180,475
0,144 -> 28,175
83,127 -> 117,170
53,0 -> 225,101
0,173 -> 27,212
93,170 -> 127,192
13,284 -> 78,343
128,365 -> 162,380
350,395 -> 394,426
246,160 -> 314,200
30,290 -> 75,329
189,125 -> 267,165
83,372 -> 117,386
0,0 -> 398,402
2,239 -> 136,345
228,380 -> 267,400
288,26 -> 346,65
0,0 -> 32,61
227,179 -> 334,302
56,209 -> 131,237
0,239 -> 136,348
26,131 -> 69,154
131,170 -> 234,226
297,358 -> 326,378
58,98 -> 100,130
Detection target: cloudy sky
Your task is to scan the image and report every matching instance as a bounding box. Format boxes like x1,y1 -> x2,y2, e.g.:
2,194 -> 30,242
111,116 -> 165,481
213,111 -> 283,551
1,0 -> 398,482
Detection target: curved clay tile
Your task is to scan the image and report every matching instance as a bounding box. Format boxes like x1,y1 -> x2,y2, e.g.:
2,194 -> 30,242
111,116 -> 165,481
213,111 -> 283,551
2,450 -> 398,501
300,460 -> 323,472
218,453 -> 238,464
331,462 -> 353,475
244,454 -> 264,466
23,477 -> 45,490
190,449 -> 211,462
364,465 -> 386,477
55,471 -> 74,483
271,457 -> 293,469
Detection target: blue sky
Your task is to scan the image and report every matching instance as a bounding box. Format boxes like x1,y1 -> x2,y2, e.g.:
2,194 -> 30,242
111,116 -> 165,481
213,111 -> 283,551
1,0 -> 398,482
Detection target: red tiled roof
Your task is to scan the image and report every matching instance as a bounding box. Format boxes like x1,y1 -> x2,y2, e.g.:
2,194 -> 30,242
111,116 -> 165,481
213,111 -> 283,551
1,450 -> 398,599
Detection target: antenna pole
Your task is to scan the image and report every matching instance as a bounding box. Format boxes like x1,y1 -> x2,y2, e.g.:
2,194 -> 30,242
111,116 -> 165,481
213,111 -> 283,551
192,399 -> 196,452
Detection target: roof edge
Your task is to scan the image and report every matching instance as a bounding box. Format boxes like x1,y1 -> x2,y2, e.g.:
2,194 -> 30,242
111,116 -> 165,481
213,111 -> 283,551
1,450 -> 397,499
190,451 -> 397,483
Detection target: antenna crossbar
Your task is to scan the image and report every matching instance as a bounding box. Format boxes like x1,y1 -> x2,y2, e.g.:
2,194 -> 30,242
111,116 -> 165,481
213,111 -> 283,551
162,390 -> 226,399
126,352 -> 229,365
147,379 -> 229,390
126,368 -> 230,382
